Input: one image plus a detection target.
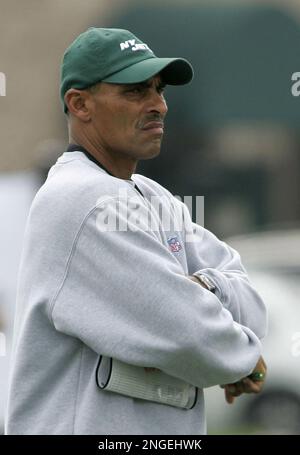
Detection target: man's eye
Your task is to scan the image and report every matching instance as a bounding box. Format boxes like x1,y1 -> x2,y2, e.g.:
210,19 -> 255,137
127,87 -> 143,94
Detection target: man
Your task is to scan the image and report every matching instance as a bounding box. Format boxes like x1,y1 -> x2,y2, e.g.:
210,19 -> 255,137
6,28 -> 267,435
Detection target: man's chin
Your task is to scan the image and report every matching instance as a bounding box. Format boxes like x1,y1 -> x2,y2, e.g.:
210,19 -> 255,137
141,143 -> 162,160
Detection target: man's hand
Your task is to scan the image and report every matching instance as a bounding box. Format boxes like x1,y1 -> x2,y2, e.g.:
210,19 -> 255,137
220,356 -> 267,404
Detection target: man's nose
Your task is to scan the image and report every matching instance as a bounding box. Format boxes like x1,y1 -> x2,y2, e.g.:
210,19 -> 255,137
146,91 -> 168,116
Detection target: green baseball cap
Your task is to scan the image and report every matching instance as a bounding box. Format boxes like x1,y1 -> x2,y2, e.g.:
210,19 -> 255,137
60,27 -> 194,112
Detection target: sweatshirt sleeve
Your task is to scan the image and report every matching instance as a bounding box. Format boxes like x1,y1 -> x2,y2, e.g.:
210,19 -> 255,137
182,203 -> 267,340
50,196 -> 262,389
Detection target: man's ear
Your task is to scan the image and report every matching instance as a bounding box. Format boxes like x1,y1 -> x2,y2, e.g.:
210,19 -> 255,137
64,89 -> 92,121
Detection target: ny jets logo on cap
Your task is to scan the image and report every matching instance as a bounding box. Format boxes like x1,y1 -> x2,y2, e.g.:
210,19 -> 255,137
120,39 -> 153,53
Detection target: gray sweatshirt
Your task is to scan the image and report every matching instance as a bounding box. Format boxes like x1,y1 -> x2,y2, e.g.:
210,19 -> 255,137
5,151 -> 266,435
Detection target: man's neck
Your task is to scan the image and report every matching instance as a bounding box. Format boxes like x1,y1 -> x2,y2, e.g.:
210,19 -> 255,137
69,136 -> 137,180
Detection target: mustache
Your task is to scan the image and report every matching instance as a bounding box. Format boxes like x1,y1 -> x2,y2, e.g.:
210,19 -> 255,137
137,114 -> 164,129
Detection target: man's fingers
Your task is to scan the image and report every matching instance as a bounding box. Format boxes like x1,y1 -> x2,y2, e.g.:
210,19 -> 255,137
225,388 -> 235,404
221,371 -> 266,404
242,377 -> 263,393
224,378 -> 262,397
226,382 -> 244,396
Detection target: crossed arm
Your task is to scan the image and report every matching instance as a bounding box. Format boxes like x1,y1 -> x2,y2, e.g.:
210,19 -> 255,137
189,274 -> 267,403
51,195 -> 266,392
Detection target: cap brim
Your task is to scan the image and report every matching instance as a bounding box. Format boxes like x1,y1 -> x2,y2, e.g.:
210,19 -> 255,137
102,57 -> 193,85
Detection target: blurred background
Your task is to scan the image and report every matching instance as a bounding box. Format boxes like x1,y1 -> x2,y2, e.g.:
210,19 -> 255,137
1,0 -> 300,434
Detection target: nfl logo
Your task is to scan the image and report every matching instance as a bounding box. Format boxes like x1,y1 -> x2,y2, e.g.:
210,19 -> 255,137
167,236 -> 182,253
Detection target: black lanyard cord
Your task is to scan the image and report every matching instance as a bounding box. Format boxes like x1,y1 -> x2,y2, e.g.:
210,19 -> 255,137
65,144 -> 144,197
